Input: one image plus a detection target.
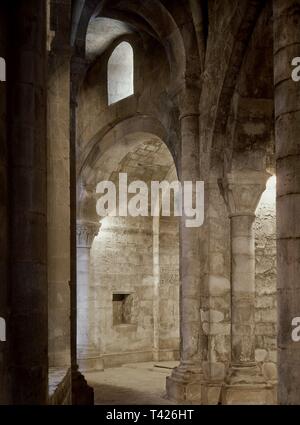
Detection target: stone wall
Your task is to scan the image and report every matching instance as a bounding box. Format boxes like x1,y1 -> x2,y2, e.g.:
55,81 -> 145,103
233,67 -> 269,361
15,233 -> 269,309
254,176 -> 277,383
92,216 -> 154,366
157,216 -> 180,360
81,214 -> 180,368
202,178 -> 231,384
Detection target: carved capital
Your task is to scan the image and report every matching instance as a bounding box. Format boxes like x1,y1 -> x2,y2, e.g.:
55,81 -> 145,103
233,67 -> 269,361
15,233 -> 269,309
77,183 -> 99,223
218,170 -> 271,217
77,221 -> 101,248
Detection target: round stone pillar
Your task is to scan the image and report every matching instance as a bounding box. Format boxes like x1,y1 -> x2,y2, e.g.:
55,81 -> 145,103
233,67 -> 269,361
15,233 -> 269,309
230,213 -> 256,365
166,87 -> 203,404
77,219 -> 102,371
220,170 -> 274,404
7,0 -> 48,404
47,28 -> 72,369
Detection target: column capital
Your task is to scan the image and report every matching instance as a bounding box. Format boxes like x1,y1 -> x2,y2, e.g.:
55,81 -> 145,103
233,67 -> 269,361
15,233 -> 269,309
179,90 -> 200,120
170,79 -> 201,119
77,220 -> 101,248
219,170 -> 271,217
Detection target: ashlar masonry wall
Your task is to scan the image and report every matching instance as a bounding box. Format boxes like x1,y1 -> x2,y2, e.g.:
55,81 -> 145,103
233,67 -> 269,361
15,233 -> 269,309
254,176 -> 277,383
89,215 -> 180,368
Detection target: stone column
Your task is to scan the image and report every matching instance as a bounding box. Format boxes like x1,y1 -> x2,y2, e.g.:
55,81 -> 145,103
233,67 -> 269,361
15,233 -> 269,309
273,0 -> 300,405
77,220 -> 102,371
152,215 -> 160,361
69,55 -> 95,405
220,170 -> 274,404
166,88 -> 203,404
47,28 -> 72,369
7,0 -> 48,404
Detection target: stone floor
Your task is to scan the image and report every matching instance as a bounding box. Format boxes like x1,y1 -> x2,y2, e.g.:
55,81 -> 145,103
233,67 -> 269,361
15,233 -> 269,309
85,361 -> 179,405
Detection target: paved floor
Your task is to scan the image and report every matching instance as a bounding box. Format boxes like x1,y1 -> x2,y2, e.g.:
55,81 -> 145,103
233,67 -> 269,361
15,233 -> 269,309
85,362 -> 179,405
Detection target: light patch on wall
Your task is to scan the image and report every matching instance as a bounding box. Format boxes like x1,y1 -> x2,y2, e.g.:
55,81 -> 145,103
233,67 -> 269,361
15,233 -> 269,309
256,175 -> 276,213
86,17 -> 133,61
108,42 -> 134,105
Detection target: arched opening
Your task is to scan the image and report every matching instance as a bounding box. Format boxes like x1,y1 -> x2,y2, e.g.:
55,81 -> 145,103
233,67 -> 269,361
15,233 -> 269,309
107,41 -> 134,105
73,0 -> 196,405
77,131 -> 180,404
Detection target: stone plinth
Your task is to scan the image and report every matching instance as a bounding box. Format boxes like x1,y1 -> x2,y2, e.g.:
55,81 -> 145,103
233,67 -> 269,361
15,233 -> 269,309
166,361 -> 203,404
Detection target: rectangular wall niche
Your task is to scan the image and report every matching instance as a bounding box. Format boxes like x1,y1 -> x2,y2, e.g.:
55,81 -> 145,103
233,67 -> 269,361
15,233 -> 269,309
112,293 -> 134,325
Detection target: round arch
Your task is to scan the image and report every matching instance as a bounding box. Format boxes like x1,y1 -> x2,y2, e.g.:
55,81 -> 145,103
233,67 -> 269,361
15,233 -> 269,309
78,114 -> 177,185
76,114 -> 180,373
72,0 -> 186,90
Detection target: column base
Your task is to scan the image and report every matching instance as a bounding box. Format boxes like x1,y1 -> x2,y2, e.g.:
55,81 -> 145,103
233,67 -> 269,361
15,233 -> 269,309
78,355 -> 104,372
166,361 -> 203,404
221,363 -> 275,405
71,365 -> 94,405
201,383 -> 223,405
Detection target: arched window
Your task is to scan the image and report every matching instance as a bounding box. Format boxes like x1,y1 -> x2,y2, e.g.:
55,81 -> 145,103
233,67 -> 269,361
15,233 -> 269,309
107,42 -> 134,105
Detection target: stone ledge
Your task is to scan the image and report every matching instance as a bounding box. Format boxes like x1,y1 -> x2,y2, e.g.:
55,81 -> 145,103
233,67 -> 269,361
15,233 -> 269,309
221,383 -> 276,405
